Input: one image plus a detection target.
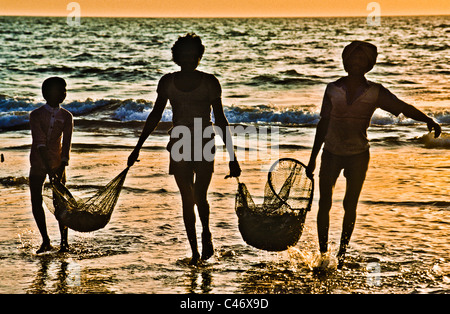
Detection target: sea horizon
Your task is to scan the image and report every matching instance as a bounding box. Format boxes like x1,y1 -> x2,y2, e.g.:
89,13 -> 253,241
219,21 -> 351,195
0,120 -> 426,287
2,13 -> 450,18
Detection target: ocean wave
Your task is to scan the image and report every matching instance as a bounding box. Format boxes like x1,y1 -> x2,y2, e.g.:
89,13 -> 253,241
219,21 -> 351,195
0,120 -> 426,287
246,74 -> 322,87
0,97 -> 42,112
416,132 -> 450,149
28,64 -> 158,82
226,29 -> 249,37
404,43 -> 450,52
112,100 -> 165,122
1,97 -> 449,131
362,200 -> 450,209
0,97 -> 40,129
224,105 -> 320,125
0,97 -> 156,130
0,112 -> 31,130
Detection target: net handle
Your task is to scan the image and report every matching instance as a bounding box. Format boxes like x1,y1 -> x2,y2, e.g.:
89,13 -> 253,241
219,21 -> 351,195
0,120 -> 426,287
267,158 -> 314,211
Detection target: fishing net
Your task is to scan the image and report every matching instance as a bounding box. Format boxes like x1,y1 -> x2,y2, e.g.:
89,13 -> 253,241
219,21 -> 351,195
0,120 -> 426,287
235,158 -> 314,251
44,167 -> 129,232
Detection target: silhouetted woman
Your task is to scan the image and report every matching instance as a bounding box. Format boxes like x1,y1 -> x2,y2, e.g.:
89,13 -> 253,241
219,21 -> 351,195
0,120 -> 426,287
128,33 -> 241,264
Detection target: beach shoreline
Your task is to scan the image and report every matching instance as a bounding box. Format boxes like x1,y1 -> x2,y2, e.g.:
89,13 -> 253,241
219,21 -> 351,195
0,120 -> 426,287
1,131 -> 449,293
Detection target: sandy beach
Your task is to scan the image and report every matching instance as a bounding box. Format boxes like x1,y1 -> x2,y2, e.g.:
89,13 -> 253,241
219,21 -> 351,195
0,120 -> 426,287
1,127 -> 449,294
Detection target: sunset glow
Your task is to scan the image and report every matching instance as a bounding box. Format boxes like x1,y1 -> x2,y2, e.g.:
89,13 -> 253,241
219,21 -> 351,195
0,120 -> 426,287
1,0 -> 449,17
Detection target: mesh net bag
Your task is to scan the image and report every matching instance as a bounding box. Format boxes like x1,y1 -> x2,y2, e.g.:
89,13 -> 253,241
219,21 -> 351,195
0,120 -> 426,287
235,158 -> 314,251
44,167 -> 129,232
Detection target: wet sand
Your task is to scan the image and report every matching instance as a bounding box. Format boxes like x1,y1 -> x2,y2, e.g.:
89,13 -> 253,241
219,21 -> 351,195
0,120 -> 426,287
1,131 -> 449,294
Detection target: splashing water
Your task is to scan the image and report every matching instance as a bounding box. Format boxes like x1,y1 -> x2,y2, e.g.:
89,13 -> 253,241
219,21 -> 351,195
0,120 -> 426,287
418,132 -> 450,149
287,247 -> 338,271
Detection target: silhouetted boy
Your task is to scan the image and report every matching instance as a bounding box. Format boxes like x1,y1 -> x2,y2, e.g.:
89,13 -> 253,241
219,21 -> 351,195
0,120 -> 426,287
306,41 -> 441,269
29,77 -> 73,253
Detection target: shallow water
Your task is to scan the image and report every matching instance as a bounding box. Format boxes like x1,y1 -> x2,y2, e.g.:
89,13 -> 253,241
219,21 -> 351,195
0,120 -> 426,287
0,141 -> 449,294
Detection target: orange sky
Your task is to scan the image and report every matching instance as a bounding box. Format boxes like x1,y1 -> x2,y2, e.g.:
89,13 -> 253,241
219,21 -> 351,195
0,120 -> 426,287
1,0 -> 449,17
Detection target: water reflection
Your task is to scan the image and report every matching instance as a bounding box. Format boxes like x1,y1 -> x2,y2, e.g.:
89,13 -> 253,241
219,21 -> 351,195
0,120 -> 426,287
185,267 -> 213,294
27,255 -> 113,294
238,261 -> 358,294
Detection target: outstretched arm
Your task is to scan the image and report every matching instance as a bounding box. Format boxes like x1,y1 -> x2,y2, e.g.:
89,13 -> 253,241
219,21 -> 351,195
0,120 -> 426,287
401,104 -> 441,138
128,95 -> 168,166
212,97 -> 241,178
306,117 -> 329,179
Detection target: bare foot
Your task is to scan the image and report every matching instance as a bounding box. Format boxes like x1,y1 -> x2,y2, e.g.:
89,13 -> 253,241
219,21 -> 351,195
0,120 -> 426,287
189,252 -> 200,266
337,251 -> 346,270
36,241 -> 53,254
59,242 -> 70,253
201,231 -> 214,261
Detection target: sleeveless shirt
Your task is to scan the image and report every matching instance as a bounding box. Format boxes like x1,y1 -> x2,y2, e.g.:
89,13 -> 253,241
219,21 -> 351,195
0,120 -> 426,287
157,71 -> 221,161
158,71 -> 221,128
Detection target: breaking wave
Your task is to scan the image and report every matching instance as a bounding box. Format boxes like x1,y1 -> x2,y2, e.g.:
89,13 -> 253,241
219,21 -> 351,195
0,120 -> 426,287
1,96 -> 448,131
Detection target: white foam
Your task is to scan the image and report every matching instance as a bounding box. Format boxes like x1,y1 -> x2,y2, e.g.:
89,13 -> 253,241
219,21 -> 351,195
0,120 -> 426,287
418,132 -> 450,148
287,247 -> 338,271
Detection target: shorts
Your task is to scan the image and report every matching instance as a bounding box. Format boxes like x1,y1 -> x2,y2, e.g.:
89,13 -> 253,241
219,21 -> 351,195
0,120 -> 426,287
29,166 -> 67,180
167,140 -> 215,174
166,128 -> 216,174
29,166 -> 49,177
169,158 -> 214,176
319,149 -> 370,186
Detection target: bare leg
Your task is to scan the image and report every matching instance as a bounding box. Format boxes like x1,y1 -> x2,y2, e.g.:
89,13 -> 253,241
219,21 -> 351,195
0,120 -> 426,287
317,150 -> 342,255
317,174 -> 336,254
58,171 -> 69,253
30,174 -> 52,253
59,223 -> 69,252
337,170 -> 367,268
337,151 -> 369,268
174,171 -> 200,264
194,170 -> 214,260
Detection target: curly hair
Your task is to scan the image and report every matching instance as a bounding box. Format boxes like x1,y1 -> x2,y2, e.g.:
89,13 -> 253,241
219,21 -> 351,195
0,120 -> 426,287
171,33 -> 205,65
